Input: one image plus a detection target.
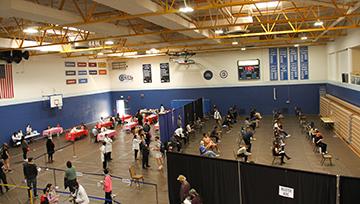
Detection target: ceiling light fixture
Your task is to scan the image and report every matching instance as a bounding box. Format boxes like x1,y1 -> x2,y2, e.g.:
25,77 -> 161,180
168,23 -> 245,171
179,0 -> 194,13
301,36 -> 308,40
23,27 -> 39,34
294,44 -> 299,47
215,29 -> 224,34
314,20 -> 324,26
232,41 -> 238,45
241,47 -> 246,51
97,52 -> 104,56
146,48 -> 160,54
104,40 -> 114,45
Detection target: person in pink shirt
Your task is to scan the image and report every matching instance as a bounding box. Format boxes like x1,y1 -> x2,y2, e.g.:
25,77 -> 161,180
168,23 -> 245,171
103,169 -> 112,204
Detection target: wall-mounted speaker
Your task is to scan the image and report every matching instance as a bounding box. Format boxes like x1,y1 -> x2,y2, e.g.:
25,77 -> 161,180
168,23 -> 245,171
342,73 -> 349,83
0,50 -> 30,64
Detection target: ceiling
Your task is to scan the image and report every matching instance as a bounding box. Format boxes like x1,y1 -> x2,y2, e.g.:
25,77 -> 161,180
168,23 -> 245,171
0,0 -> 359,59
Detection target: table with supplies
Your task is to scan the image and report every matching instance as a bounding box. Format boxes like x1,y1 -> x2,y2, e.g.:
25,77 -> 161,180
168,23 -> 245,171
65,129 -> 88,141
123,121 -> 138,131
97,129 -> 117,141
145,114 -> 158,124
96,121 -> 113,129
43,127 -> 64,137
320,117 -> 334,128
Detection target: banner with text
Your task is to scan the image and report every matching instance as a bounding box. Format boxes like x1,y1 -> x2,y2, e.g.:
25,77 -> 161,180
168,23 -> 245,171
289,47 -> 299,80
279,47 -> 288,80
160,63 -> 170,83
300,46 -> 309,80
143,64 -> 152,83
269,48 -> 278,81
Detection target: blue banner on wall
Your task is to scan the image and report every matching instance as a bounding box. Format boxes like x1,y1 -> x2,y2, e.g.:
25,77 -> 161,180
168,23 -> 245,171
289,47 -> 298,80
300,46 -> 309,80
279,47 -> 288,80
269,48 -> 278,81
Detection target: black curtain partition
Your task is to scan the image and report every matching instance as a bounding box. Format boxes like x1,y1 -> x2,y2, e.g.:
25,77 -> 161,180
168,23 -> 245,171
167,152 -> 240,204
184,102 -> 194,126
339,176 -> 360,204
194,98 -> 204,119
240,162 -> 337,204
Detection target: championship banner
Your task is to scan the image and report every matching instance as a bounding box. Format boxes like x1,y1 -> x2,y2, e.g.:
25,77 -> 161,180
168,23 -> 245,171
98,62 -> 107,68
160,63 -> 170,83
269,48 -> 278,81
300,46 -> 309,80
78,70 -> 87,75
65,61 -> 76,67
279,47 -> 288,80
65,70 -> 76,76
89,70 -> 98,75
88,62 -> 97,67
66,79 -> 77,84
289,47 -> 299,80
142,64 -> 152,83
77,62 -> 87,67
78,78 -> 88,84
99,69 -> 107,75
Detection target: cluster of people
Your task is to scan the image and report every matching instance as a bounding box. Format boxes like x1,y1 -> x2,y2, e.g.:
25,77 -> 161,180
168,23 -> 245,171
213,105 -> 238,131
11,124 -> 37,146
272,110 -> 291,165
177,175 -> 203,204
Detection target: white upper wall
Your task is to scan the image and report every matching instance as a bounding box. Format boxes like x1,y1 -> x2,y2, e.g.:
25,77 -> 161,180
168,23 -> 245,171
0,55 -> 111,106
110,45 -> 327,91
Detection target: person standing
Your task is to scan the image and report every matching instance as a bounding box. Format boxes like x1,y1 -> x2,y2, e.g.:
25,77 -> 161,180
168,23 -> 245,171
1,143 -> 11,172
152,136 -> 164,170
26,124 -> 32,135
0,159 -> 9,194
103,169 -> 112,204
132,134 -> 141,160
71,182 -> 89,204
46,137 -> 55,163
136,110 -> 143,127
104,135 -> 113,161
213,109 -> 222,127
23,157 -> 38,198
141,142 -> 150,169
177,175 -> 191,203
189,189 -> 203,204
21,137 -> 29,161
64,161 -> 77,193
100,142 -> 107,170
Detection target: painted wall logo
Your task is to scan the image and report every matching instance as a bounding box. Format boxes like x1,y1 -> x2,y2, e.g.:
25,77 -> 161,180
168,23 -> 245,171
119,74 -> 133,82
203,70 -> 213,80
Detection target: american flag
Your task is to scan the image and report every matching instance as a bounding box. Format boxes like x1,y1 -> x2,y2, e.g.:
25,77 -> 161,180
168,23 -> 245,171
0,64 -> 14,99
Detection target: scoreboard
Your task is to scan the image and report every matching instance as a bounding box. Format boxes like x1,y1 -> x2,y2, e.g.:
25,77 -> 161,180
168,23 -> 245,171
238,59 -> 260,80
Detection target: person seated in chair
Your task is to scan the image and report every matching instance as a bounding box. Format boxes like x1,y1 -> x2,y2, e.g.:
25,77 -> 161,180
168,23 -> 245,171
12,132 -> 22,146
272,143 -> 291,165
91,126 -> 99,143
169,134 -> 182,152
222,114 -> 232,130
175,126 -> 188,145
210,126 -> 221,143
202,133 -> 220,153
26,124 -> 33,135
273,120 -> 290,138
314,131 -> 328,154
242,127 -> 254,152
186,124 -> 195,135
199,141 -> 219,158
236,144 -> 252,162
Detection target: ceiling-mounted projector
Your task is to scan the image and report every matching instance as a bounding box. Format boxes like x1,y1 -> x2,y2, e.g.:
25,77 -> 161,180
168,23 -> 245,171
224,26 -> 250,35
175,59 -> 195,65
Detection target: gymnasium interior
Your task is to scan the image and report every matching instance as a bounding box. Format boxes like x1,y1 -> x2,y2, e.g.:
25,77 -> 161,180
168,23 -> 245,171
0,0 -> 360,204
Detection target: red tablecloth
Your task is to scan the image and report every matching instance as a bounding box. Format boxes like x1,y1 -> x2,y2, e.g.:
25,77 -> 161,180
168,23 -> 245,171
96,121 -> 113,129
97,130 -> 117,141
121,114 -> 132,122
43,127 -> 64,136
65,129 -> 88,141
145,114 -> 158,124
123,121 -> 138,131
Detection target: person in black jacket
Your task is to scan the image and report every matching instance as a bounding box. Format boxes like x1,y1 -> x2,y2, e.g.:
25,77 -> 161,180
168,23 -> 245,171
0,159 -> 9,194
141,142 -> 150,169
46,137 -> 55,163
23,157 -> 38,197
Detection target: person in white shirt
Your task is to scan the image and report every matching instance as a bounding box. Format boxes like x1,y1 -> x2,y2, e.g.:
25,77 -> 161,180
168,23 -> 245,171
71,182 -> 89,204
26,124 -> 32,135
12,132 -> 22,145
100,117 -> 105,123
152,136 -> 164,170
100,142 -> 107,170
132,134 -> 142,160
159,104 -> 165,113
70,127 -> 78,133
175,127 -> 187,144
213,109 -> 222,126
17,130 -> 24,138
104,135 -> 113,161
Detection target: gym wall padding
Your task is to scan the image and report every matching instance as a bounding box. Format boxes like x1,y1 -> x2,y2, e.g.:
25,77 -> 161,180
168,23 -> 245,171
240,162 -> 336,204
167,152 -> 240,204
339,176 -> 360,204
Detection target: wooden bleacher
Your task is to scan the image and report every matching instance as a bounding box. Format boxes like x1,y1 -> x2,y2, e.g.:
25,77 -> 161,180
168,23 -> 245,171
320,94 -> 360,155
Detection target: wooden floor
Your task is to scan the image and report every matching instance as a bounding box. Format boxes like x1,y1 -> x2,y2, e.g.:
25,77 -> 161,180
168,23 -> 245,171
1,115 -> 360,204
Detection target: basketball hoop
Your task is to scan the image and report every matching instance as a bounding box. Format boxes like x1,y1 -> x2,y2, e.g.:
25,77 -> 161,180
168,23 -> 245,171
54,99 -> 62,110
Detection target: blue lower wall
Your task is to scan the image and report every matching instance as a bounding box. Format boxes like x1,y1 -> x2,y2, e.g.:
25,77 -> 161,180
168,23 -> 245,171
0,92 -> 111,145
326,84 -> 360,107
111,84 -> 323,116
